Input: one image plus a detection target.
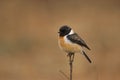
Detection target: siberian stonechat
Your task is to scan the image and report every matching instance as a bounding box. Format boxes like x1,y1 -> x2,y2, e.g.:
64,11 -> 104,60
58,25 -> 92,63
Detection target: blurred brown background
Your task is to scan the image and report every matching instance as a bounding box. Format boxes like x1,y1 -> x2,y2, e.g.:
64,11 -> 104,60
0,0 -> 120,80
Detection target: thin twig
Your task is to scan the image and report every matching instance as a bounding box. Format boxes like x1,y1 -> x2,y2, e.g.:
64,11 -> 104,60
68,53 -> 74,80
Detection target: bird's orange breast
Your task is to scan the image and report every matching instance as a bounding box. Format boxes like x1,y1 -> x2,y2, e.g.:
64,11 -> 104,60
59,36 -> 81,53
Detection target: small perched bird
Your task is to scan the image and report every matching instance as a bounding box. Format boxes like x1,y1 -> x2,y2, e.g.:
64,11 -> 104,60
58,25 -> 92,63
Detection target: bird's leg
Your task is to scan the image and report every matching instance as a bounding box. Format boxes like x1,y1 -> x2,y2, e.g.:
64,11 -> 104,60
71,53 -> 75,62
67,52 -> 74,62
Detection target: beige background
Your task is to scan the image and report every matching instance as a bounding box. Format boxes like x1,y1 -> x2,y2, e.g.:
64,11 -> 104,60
0,0 -> 120,80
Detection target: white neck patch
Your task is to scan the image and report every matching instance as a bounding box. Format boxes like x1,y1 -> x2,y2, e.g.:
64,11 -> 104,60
69,29 -> 74,35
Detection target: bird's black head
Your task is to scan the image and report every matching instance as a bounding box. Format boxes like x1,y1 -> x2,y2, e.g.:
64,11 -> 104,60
58,25 -> 71,37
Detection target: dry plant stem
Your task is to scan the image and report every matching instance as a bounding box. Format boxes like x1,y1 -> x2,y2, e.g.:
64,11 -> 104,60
68,53 -> 74,80
59,70 -> 69,80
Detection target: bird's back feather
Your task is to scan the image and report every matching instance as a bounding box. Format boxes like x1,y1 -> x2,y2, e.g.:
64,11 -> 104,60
67,33 -> 91,50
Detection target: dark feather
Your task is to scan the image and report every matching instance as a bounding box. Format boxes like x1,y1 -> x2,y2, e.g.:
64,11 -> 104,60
67,33 -> 91,50
82,51 -> 92,63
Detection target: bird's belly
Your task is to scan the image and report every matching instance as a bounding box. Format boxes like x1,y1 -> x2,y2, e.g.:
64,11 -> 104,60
59,37 -> 81,53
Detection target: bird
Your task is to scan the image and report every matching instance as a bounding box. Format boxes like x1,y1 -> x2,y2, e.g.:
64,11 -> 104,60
58,25 -> 92,63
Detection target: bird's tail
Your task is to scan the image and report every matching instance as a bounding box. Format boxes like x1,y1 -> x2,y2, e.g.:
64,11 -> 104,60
82,51 -> 92,63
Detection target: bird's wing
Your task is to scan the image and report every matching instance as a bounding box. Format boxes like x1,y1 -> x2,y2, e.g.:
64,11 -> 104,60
67,33 -> 91,50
